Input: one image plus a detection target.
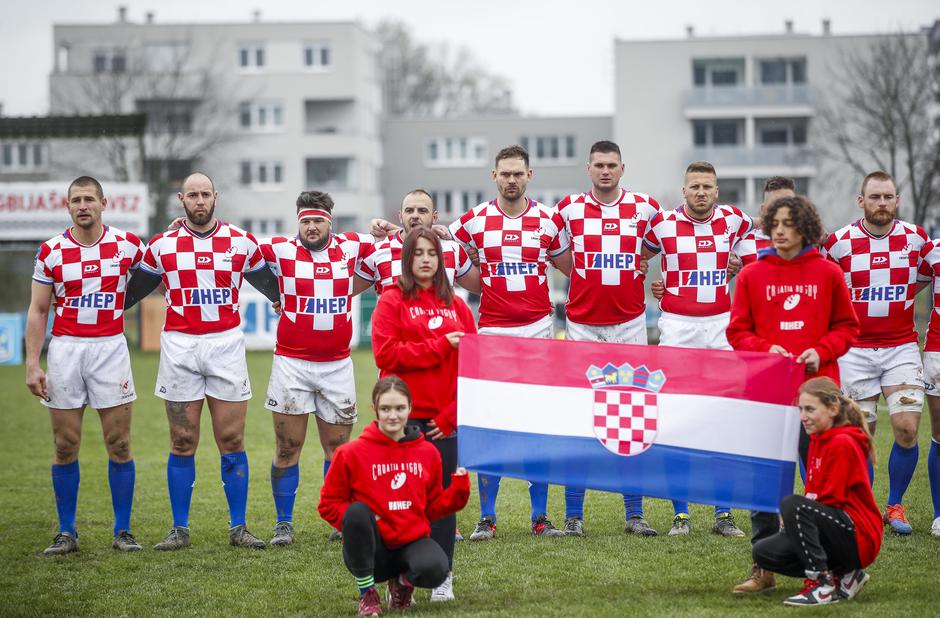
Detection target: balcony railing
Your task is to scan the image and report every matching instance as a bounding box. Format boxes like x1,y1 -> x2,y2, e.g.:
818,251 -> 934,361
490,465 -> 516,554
685,145 -> 817,169
683,85 -> 815,108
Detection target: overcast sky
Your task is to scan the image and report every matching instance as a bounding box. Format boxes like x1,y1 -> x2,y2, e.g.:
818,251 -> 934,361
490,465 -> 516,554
1,0 -> 936,117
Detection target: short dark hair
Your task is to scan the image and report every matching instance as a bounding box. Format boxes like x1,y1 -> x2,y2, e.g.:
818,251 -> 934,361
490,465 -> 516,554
685,161 -> 716,176
402,189 -> 435,210
589,140 -> 621,158
296,191 -> 334,213
763,176 -> 795,194
68,176 -> 103,200
397,227 -> 455,306
861,170 -> 897,196
495,145 -> 529,168
371,375 -> 412,408
762,195 -> 825,246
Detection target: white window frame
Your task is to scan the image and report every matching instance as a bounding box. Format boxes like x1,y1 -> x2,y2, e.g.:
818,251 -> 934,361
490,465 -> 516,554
92,48 -> 127,74
424,137 -> 488,168
240,161 -> 285,190
303,41 -> 332,71
0,141 -> 49,172
520,135 -> 578,165
239,100 -> 285,132
237,43 -> 266,71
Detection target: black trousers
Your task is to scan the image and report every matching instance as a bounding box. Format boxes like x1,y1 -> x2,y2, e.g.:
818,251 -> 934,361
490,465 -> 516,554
408,419 -> 457,570
753,494 -> 862,578
341,502 -> 449,588
750,425 -> 811,544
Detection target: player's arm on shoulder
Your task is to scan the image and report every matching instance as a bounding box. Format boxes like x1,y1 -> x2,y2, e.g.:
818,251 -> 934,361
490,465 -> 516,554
124,269 -> 163,310
25,281 -> 54,399
369,218 -> 399,240
351,275 -> 374,297
549,248 -> 572,277
455,266 -> 482,294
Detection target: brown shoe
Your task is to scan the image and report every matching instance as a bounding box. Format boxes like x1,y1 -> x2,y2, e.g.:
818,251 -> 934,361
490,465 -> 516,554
732,564 -> 776,594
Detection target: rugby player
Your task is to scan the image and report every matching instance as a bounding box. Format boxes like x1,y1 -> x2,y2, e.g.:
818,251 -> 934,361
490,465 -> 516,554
822,171 -> 929,535
27,176 -> 143,555
915,239 -> 940,537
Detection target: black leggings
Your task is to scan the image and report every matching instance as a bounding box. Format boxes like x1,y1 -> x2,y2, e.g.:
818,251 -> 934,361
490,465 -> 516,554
753,494 -> 862,577
408,419 -> 457,569
341,502 -> 449,588
750,424 -> 812,544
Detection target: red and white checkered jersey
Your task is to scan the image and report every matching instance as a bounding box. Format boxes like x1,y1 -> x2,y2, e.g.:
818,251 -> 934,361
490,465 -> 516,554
262,232 -> 375,362
140,221 -> 265,335
822,219 -> 927,348
751,229 -> 773,253
33,226 -> 144,337
358,231 -> 472,295
557,189 -> 662,325
643,204 -> 755,317
918,240 -> 940,351
449,198 -> 569,328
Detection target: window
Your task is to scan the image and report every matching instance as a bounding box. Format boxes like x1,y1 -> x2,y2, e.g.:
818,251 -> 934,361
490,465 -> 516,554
137,99 -> 196,135
239,161 -> 285,189
240,218 -> 284,235
93,49 -> 127,74
424,137 -> 488,167
306,158 -> 351,190
692,120 -> 742,146
238,101 -> 285,132
755,118 -> 810,146
692,59 -> 744,87
759,58 -> 808,85
0,141 -> 48,171
519,134 -> 577,163
238,43 -> 265,69
718,178 -> 746,205
303,42 -> 332,69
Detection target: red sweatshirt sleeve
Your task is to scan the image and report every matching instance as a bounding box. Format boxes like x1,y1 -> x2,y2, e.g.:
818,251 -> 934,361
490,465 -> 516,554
317,447 -> 353,530
372,292 -> 453,371
814,270 -> 859,363
431,301 -> 477,436
726,270 -> 773,352
426,473 -> 471,521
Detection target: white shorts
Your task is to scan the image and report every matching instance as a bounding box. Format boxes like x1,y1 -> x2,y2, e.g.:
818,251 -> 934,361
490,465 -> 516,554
264,355 -> 357,425
44,334 -> 136,410
478,314 -> 553,339
838,343 -> 923,401
657,312 -> 731,351
924,351 -> 940,396
156,328 -> 252,402
567,313 -> 648,345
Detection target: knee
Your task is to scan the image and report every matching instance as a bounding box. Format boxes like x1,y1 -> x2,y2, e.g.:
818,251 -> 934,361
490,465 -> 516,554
104,432 -> 131,462
274,436 -> 304,466
893,424 -> 918,448
421,559 -> 449,589
779,494 -> 802,519
217,430 -> 244,454
342,502 -> 374,533
170,431 -> 197,456
322,432 -> 350,459
53,432 -> 80,464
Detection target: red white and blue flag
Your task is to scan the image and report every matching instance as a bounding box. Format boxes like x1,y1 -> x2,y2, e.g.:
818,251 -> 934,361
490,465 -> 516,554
457,335 -> 804,513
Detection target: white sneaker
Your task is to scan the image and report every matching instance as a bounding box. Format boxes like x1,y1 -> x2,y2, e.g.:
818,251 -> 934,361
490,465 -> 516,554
931,516 -> 940,537
836,569 -> 869,600
430,571 -> 455,602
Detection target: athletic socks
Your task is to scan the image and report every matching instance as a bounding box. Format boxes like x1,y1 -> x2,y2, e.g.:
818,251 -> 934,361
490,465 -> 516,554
529,481 -> 549,522
167,453 -> 195,528
714,505 -> 731,516
478,473 -> 501,520
672,500 -> 689,516
564,486 -> 585,519
929,439 -> 940,518
356,575 -> 375,595
867,459 -> 875,487
271,463 -> 299,523
108,459 -> 135,535
887,442 -> 919,505
51,460 -> 80,536
221,451 -> 249,528
624,494 -> 643,519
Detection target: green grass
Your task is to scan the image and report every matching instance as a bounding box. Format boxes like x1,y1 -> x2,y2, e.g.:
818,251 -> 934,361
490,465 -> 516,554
0,349 -> 936,616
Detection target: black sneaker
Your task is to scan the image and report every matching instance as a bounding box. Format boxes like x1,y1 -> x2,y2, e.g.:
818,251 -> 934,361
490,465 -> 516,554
43,532 -> 79,556
229,525 -> 266,549
563,516 -> 585,537
468,517 -> 496,541
154,526 -> 191,551
112,530 -> 142,552
624,515 -> 658,536
531,515 -> 565,538
270,521 -> 294,546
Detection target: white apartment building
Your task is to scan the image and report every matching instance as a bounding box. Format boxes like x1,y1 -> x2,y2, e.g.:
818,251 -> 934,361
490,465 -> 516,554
48,9 -> 383,233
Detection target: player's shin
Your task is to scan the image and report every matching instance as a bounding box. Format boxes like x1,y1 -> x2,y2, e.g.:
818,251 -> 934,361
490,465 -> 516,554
51,460 -> 80,536
221,451 -> 250,527
108,459 -> 135,534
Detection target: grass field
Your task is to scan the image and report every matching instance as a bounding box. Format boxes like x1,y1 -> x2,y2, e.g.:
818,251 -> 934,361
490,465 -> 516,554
0,349 -> 936,617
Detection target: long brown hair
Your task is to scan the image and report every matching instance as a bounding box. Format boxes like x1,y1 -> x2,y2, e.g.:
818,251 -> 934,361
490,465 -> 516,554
397,227 -> 454,306
799,377 -> 876,463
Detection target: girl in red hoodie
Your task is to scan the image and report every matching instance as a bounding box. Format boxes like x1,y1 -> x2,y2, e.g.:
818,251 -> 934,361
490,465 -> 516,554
370,226 -> 477,599
754,377 -> 882,606
319,377 -> 470,616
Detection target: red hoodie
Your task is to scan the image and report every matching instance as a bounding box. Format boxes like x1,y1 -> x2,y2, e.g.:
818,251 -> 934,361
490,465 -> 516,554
371,286 -> 477,436
804,425 -> 883,567
727,248 -> 859,384
318,422 -> 470,549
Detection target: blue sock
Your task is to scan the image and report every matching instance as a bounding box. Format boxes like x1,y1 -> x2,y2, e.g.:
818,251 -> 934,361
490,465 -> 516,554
108,459 -> 135,535
564,486 -> 585,519
714,505 -> 731,516
929,440 -> 940,518
624,494 -> 643,519
221,451 -> 249,528
867,459 -> 875,487
167,454 -> 195,528
672,500 -> 689,516
887,442 -> 919,505
51,460 -> 80,536
478,474 -> 501,520
529,481 -> 549,521
271,463 -> 299,523
323,459 -> 331,478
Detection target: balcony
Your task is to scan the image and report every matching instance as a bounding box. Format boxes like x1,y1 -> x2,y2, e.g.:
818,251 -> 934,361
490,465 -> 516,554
683,85 -> 815,117
685,145 -> 817,171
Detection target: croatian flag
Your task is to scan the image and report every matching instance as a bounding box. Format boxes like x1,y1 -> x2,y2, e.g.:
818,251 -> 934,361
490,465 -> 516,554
457,334 -> 804,513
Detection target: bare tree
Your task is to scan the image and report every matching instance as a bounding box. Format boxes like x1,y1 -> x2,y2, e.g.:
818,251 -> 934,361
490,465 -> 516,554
818,32 -> 940,228
376,19 -> 515,118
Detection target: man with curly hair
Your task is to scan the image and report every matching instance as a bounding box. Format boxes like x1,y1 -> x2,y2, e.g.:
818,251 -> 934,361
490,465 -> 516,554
727,194 -> 859,594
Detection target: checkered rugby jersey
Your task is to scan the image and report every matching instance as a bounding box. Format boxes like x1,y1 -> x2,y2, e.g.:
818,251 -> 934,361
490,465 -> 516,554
359,230 -> 472,295
557,189 -> 662,325
751,229 -> 773,253
261,232 -> 375,362
822,219 -> 927,348
33,226 -> 144,337
643,204 -> 755,317
140,221 -> 265,334
449,198 -> 569,328
918,239 -> 940,351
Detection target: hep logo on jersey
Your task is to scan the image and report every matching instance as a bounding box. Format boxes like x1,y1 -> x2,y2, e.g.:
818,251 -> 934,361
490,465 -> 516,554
185,288 -> 232,305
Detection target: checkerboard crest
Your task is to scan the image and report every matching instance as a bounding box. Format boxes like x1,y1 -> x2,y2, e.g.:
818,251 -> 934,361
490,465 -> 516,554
586,362 -> 666,456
